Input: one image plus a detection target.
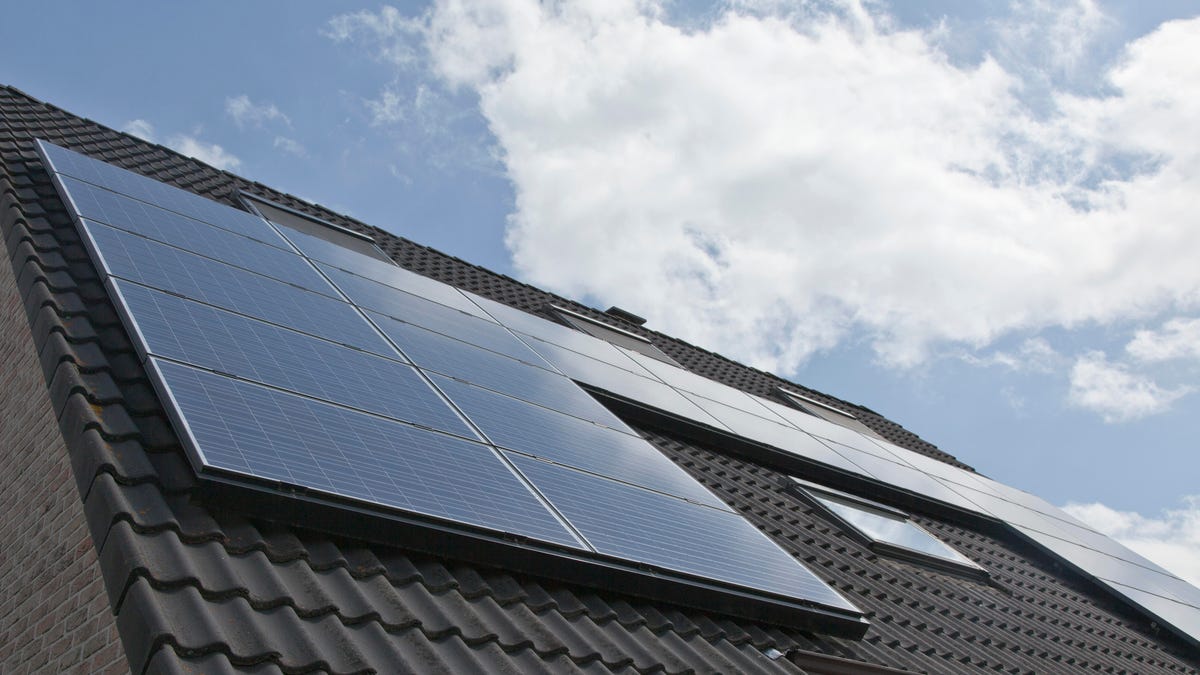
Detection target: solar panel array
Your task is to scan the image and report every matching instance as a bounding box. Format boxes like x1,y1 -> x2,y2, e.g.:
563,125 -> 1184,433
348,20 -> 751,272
38,140 -> 1200,644
458,278 -> 1200,644
38,140 -> 861,619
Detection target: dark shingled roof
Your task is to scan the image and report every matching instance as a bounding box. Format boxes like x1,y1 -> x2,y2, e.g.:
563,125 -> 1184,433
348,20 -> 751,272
2,83 -> 1198,673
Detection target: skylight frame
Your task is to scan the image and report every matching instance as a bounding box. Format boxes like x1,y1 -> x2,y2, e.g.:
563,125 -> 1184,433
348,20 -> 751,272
240,192 -> 394,263
547,303 -> 681,365
776,387 -> 888,441
790,478 -> 989,580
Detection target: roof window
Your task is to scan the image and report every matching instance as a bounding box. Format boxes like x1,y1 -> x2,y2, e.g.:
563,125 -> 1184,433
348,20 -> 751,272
778,388 -> 886,441
790,478 -> 987,578
548,304 -> 681,366
242,193 -> 393,264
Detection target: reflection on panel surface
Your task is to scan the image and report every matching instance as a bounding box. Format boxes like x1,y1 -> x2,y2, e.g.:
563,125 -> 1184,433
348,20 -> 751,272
81,220 -> 392,356
115,281 -> 473,437
508,453 -> 859,612
40,140 -> 283,245
154,360 -> 581,548
433,375 -> 727,509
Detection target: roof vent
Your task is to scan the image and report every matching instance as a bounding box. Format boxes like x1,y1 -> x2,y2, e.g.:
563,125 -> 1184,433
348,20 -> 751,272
605,306 -> 647,326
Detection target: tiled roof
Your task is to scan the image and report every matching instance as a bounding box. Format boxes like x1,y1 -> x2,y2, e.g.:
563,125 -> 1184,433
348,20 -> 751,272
2,83 -> 1198,673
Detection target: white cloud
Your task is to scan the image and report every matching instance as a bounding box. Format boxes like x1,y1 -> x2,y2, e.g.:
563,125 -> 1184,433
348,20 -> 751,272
1063,497 -> 1200,588
322,5 -> 425,65
121,119 -> 157,141
964,337 -> 1063,372
121,118 -> 240,171
168,135 -> 241,171
225,95 -> 291,128
1067,351 -> 1190,422
335,2 -> 1200,377
365,88 -> 407,125
1127,317 -> 1200,363
273,136 -> 307,157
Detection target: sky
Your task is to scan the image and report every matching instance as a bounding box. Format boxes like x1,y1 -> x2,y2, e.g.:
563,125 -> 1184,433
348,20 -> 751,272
2,0 -> 1197,585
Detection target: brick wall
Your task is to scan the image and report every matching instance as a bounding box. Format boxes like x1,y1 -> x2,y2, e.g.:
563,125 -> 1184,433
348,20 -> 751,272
0,214 -> 127,672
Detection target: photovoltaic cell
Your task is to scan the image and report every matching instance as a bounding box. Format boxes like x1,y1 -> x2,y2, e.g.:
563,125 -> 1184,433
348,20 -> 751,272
116,281 -> 475,438
37,140 -> 285,247
316,261 -> 493,321
434,375 -> 728,509
81,220 -> 395,356
155,359 -> 582,549
58,177 -> 333,292
508,453 -> 860,612
371,313 -> 629,428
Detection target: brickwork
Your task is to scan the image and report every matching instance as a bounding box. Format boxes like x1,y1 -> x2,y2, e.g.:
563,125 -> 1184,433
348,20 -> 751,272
0,215 -> 127,673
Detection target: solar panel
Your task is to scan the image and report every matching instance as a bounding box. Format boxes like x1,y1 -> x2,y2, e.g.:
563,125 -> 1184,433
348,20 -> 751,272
80,220 -> 395,357
320,281 -> 548,364
273,223 -> 388,267
818,441 -> 984,512
467,293 -> 655,370
115,281 -> 476,438
433,375 -> 729,509
518,336 -> 731,427
58,178 -> 332,292
1014,526 -> 1200,608
315,261 -> 494,321
875,441 -> 1004,497
507,453 -> 860,612
1100,581 -> 1200,642
370,314 -> 630,428
625,350 -> 786,413
153,358 -> 582,549
37,140 -> 285,247
762,394 -> 886,454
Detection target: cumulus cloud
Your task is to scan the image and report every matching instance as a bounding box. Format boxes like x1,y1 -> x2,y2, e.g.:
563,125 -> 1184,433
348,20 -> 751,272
1063,497 -> 1200,587
169,135 -> 242,170
329,2 -> 1200,377
120,119 -> 241,171
1127,317 -> 1200,363
226,95 -> 291,128
1068,351 -> 1190,422
121,119 -> 156,141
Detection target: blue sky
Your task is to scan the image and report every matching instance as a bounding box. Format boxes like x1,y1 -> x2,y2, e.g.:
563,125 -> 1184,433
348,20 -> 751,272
3,0 -> 1198,583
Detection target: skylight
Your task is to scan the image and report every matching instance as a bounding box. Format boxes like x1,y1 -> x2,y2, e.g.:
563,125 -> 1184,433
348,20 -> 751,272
548,303 -> 681,366
792,479 -> 984,575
